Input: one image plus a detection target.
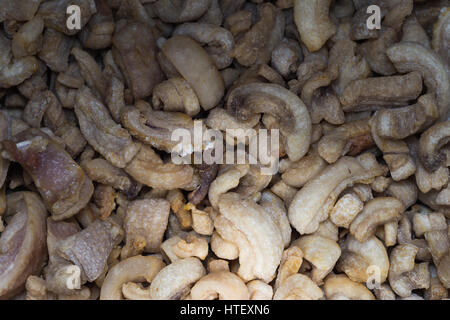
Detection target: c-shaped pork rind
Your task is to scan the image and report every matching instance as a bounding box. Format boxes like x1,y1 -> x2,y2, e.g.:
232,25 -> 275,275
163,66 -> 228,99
215,192 -> 284,283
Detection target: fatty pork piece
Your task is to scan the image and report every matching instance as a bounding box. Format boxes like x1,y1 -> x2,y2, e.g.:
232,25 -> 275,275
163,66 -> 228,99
56,219 -> 123,282
37,0 -> 96,36
112,20 -> 163,99
122,199 -> 170,259
81,157 -> 141,199
0,192 -> 47,299
2,128 -> 94,221
0,0 -> 42,22
74,86 -> 140,168
44,218 -> 86,295
125,144 -> 194,190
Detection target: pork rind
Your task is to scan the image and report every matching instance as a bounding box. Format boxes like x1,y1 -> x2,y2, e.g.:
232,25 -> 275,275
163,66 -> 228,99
324,273 -> 375,300
121,102 -> 196,153
11,16 -> 44,58
330,193 -> 363,228
317,118 -> 374,163
71,47 -> 107,98
389,244 -> 430,297
288,156 -> 383,235
293,235 -> 341,284
173,22 -> 234,70
226,82 -> 312,162
161,232 -> 209,262
0,48 -> 38,88
349,197 -> 404,242
337,235 -> 390,284
273,274 -> 324,300
100,255 -> 165,300
231,3 -> 283,67
44,218 -> 83,296
373,93 -> 439,141
215,193 -> 284,282
0,0 -> 42,22
80,0 -> 114,50
125,145 -> 194,190
190,271 -> 250,300
82,158 -> 140,198
281,150 -> 327,188
3,128 -> 93,220
37,0 -> 96,35
152,77 -> 201,116
38,28 -> 74,73
122,198 -> 170,257
0,192 -> 47,299
161,35 -> 224,110
294,0 -> 336,52
74,86 -> 140,168
386,41 -> 450,120
57,219 -> 123,282
149,257 -> 206,300
112,20 -> 163,99
259,191 -> 292,248
340,72 -> 423,111
358,27 -> 397,76
432,8 -> 450,68
153,0 -> 211,23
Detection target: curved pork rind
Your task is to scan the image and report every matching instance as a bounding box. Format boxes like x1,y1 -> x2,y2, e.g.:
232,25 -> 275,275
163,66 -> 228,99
288,156 -> 383,235
215,192 -> 283,283
0,192 -> 47,299
3,128 -> 93,220
74,86 -> 140,168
